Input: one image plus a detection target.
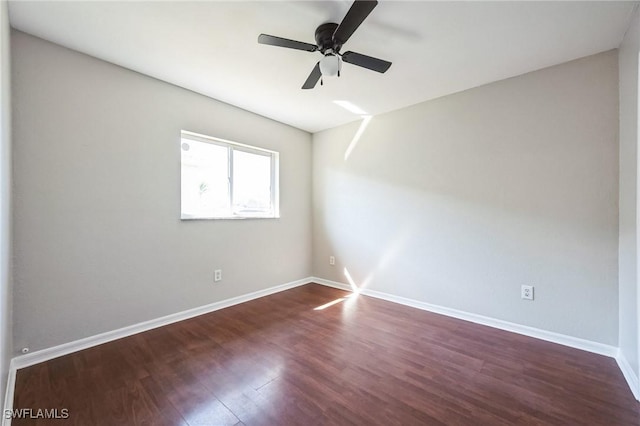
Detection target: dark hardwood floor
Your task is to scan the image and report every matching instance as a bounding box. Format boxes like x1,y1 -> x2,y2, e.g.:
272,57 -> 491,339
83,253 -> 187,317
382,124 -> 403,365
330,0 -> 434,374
12,284 -> 640,425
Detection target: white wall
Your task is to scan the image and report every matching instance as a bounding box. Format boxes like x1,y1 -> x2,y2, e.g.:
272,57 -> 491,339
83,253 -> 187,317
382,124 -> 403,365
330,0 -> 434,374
619,4 -> 640,383
313,51 -> 619,345
11,31 -> 312,352
0,0 -> 12,404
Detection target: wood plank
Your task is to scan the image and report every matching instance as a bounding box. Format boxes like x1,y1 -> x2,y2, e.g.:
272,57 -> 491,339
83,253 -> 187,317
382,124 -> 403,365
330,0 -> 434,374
12,284 -> 640,425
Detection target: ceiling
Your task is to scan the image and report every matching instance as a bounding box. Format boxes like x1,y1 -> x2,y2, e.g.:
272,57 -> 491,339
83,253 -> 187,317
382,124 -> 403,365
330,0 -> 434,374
8,1 -> 638,133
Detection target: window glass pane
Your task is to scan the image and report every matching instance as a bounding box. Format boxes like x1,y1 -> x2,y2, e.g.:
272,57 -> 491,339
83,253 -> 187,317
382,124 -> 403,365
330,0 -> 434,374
181,139 -> 229,218
180,131 -> 278,220
232,149 -> 272,216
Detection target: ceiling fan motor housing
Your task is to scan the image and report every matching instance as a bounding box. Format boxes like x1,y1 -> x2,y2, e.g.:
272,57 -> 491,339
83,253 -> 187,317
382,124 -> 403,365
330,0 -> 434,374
315,23 -> 340,53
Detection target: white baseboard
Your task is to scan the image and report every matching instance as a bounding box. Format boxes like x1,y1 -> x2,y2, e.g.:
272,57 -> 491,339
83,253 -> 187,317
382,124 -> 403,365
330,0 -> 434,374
12,277 -> 312,370
3,359 -> 16,426
309,277 -> 617,358
616,350 -> 640,401
4,276 -> 631,412
311,277 -> 352,292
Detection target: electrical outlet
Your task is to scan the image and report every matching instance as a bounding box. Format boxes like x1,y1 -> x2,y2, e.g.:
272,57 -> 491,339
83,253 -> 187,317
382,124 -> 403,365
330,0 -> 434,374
329,256 -> 335,266
521,285 -> 534,300
214,269 -> 222,282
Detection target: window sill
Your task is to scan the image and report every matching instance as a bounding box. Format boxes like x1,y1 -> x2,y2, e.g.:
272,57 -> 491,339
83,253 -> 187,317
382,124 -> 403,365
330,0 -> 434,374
181,216 -> 280,221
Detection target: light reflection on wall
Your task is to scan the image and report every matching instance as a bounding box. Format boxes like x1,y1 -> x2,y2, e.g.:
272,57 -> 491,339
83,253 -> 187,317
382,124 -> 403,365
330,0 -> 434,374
344,115 -> 372,161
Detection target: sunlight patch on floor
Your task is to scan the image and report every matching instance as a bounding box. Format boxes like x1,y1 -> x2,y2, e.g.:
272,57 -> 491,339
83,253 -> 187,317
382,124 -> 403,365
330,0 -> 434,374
313,297 -> 347,311
313,293 -> 357,311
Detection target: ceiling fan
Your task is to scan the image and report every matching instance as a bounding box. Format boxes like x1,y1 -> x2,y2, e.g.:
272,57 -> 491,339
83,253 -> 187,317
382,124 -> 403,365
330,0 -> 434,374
258,0 -> 392,89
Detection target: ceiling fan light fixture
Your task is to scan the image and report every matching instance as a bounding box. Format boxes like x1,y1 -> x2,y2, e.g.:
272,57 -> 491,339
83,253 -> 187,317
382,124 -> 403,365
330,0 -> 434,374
319,53 -> 341,77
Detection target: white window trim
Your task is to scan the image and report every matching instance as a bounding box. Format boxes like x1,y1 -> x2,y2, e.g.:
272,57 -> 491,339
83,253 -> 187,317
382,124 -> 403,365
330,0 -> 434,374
180,130 -> 280,220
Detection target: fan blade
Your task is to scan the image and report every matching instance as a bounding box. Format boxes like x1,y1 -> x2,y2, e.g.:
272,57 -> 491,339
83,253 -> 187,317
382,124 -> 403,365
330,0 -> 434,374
258,34 -> 318,52
342,51 -> 391,73
333,0 -> 378,45
302,62 -> 322,89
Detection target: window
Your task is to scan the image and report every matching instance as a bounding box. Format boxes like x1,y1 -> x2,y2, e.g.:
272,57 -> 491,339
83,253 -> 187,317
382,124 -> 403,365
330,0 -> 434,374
180,131 -> 279,219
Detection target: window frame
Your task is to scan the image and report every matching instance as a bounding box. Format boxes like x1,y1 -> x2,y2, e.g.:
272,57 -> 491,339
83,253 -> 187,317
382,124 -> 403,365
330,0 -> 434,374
180,130 -> 280,220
